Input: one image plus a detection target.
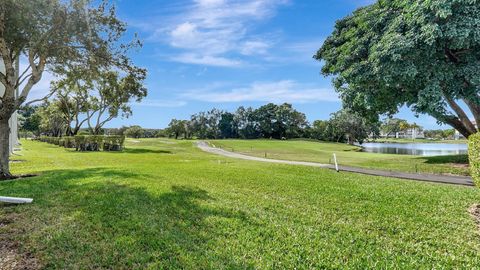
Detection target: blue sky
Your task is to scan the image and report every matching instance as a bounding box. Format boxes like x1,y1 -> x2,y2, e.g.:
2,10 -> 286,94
30,0 -> 445,129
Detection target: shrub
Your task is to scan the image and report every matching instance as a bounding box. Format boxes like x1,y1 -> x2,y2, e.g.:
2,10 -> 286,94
90,135 -> 104,151
74,135 -> 87,151
103,136 -> 125,151
74,135 -> 103,151
39,135 -> 125,152
64,137 -> 76,148
469,133 -> 480,186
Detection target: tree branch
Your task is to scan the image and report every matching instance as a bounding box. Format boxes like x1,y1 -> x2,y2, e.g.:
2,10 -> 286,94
97,115 -> 114,130
16,66 -> 33,88
463,98 -> 480,131
18,52 -> 47,105
0,73 -> 7,92
442,90 -> 477,135
24,89 -> 56,106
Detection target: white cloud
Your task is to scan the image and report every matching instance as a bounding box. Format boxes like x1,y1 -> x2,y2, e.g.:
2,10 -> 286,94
240,40 -> 270,55
258,39 -> 325,65
195,0 -> 225,7
182,80 -> 339,103
171,54 -> 244,67
150,0 -> 288,67
285,39 -> 325,56
132,99 -> 187,108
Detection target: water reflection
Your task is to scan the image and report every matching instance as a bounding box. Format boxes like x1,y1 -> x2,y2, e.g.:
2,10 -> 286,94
360,143 -> 468,156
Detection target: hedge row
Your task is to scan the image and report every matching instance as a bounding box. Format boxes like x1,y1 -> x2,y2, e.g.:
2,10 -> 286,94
469,133 -> 480,186
38,135 -> 125,152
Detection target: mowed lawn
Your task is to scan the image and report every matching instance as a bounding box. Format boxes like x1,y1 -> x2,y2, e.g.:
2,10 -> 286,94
1,139 -> 480,268
210,139 -> 470,176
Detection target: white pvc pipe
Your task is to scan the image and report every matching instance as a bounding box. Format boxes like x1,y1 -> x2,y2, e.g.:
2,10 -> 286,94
333,153 -> 339,172
0,196 -> 33,204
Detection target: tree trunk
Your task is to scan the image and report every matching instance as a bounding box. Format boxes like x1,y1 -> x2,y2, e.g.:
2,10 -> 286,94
443,93 -> 477,134
444,117 -> 472,138
0,118 -> 12,179
464,98 -> 480,130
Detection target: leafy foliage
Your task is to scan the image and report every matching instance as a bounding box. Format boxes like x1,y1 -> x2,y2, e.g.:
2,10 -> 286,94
18,105 -> 42,136
48,70 -> 147,136
38,135 -> 125,151
37,102 -> 68,137
327,110 -> 379,144
166,119 -> 190,139
124,125 -> 145,139
381,118 -> 409,137
0,0 -> 145,177
469,133 -> 480,186
187,103 -> 308,140
424,129 -> 456,140
167,104 -> 378,144
316,0 -> 480,137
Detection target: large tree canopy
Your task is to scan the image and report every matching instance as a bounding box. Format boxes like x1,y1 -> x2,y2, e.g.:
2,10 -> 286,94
0,0 -> 146,178
315,0 -> 480,138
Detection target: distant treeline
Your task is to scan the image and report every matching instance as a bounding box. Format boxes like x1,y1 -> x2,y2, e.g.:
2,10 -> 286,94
165,103 -> 379,144
19,102 -> 456,144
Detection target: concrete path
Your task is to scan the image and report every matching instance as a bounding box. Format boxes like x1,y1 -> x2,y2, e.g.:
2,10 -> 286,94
197,141 -> 331,168
197,142 -> 474,187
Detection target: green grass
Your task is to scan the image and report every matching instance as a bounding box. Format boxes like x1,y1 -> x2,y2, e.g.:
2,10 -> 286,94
210,139 -> 470,176
1,138 -> 480,268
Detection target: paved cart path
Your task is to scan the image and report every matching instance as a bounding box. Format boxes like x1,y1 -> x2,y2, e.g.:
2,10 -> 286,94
197,141 -> 474,187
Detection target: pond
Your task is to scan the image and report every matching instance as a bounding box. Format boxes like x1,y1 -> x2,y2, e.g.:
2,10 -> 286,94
359,142 -> 468,156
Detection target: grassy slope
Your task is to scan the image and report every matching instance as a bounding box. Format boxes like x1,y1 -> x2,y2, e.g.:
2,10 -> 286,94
210,139 -> 470,176
0,139 -> 479,268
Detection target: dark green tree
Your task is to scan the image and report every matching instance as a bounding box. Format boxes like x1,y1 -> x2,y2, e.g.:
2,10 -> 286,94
310,120 -> 329,141
327,110 -> 379,144
190,112 -> 209,139
37,102 -> 67,137
234,106 -> 259,139
124,125 -> 145,139
219,112 -> 238,139
276,103 -> 308,139
167,119 -> 187,139
254,103 -> 277,138
316,0 -> 480,138
18,105 -> 41,136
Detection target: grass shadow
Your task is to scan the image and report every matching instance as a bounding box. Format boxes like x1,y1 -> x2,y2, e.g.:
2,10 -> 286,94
123,148 -> 173,154
60,148 -> 173,155
0,167 -> 253,269
421,154 -> 469,164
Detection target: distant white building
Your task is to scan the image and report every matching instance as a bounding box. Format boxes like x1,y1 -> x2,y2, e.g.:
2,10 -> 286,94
379,128 -> 425,139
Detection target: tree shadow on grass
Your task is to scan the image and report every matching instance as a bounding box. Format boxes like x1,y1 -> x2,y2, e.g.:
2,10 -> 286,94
0,168 -> 254,269
420,154 -> 469,164
123,148 -> 173,154
62,148 -> 173,154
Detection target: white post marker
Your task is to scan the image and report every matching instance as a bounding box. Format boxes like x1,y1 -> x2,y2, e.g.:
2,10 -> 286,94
333,153 -> 339,172
0,196 -> 33,204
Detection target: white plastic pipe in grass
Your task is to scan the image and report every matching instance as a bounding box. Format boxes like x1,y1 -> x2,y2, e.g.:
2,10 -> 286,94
333,153 -> 339,172
0,196 -> 33,204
